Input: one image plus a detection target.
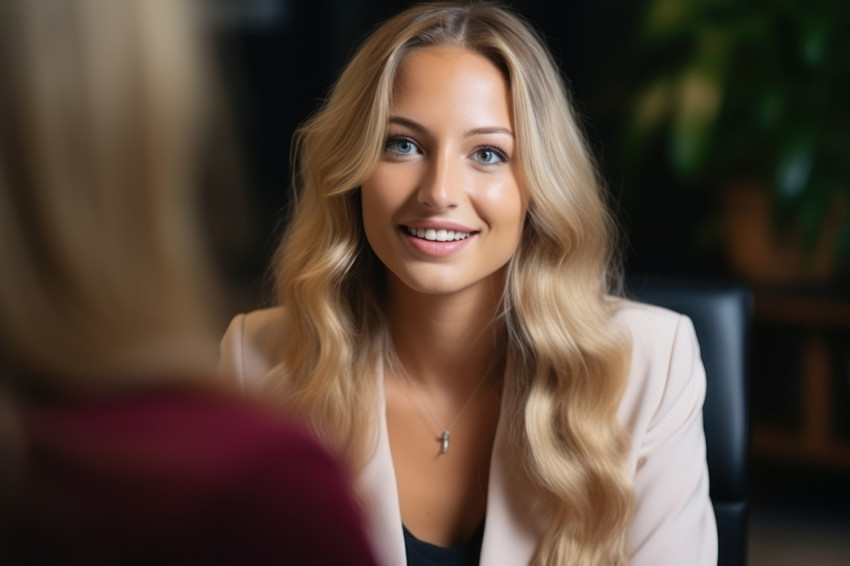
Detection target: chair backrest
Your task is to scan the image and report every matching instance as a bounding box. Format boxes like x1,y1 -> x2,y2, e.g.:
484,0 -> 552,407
629,279 -> 751,566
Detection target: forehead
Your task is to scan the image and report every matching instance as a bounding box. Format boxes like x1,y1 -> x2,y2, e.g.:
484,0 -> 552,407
390,46 -> 513,126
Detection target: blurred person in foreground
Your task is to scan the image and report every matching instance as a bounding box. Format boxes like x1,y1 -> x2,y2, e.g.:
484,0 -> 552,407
0,1 -> 377,563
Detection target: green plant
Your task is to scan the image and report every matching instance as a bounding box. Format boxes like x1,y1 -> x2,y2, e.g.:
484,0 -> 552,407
621,0 -> 850,257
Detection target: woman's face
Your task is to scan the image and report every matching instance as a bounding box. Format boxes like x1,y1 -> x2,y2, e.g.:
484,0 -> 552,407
361,46 -> 527,298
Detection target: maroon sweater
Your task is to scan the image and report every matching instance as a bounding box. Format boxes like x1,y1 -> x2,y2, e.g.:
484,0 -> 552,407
5,390 -> 378,565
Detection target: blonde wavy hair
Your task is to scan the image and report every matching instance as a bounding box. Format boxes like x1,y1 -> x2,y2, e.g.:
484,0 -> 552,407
272,2 -> 634,563
0,0 -> 220,393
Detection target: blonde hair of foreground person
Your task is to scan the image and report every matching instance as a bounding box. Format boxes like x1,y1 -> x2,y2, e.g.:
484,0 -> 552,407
270,2 -> 633,564
0,0 -> 220,394
0,3 -> 381,563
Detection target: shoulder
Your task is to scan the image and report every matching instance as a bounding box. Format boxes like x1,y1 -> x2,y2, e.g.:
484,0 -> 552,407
221,306 -> 286,351
612,297 -> 686,339
611,298 -> 705,449
219,307 -> 286,387
608,300 -> 717,564
17,391 -> 376,563
153,393 -> 376,564
24,391 -> 321,478
611,297 -> 699,381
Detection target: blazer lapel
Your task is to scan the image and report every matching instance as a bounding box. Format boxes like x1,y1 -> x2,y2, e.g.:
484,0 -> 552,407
479,396 -> 547,566
358,364 -> 406,566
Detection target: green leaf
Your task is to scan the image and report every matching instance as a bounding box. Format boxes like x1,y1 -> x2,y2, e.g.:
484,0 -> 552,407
775,134 -> 816,201
642,0 -> 698,42
633,78 -> 675,135
792,4 -> 836,68
670,67 -> 724,177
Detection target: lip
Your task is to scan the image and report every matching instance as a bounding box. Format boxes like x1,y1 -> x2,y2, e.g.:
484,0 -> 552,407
399,221 -> 477,258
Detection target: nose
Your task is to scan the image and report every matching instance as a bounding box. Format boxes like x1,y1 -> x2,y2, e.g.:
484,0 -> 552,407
417,152 -> 463,210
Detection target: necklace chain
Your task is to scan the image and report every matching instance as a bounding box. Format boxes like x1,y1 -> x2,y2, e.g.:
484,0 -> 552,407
392,357 -> 494,455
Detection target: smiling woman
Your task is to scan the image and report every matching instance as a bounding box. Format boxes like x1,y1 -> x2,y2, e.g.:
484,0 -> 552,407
220,2 -> 717,565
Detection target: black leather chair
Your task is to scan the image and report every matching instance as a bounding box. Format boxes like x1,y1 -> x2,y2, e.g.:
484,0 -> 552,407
629,279 -> 752,566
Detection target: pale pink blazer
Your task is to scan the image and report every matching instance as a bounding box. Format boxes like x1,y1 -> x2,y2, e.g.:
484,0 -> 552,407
220,300 -> 718,565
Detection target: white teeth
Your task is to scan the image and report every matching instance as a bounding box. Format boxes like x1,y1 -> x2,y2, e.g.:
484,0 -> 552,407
406,226 -> 470,241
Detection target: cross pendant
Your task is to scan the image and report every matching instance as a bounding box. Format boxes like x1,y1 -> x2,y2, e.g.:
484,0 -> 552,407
439,430 -> 450,454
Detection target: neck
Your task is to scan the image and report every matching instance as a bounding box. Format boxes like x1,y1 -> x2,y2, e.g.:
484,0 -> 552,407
386,274 -> 505,393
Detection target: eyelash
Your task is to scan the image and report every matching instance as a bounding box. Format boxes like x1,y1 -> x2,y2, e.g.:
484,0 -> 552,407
384,136 -> 420,157
473,145 -> 510,166
383,136 -> 511,166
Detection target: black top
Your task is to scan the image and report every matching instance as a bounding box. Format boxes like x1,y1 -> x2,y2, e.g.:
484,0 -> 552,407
403,522 -> 485,566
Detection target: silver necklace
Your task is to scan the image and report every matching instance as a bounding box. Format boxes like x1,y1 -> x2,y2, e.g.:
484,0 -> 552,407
393,360 -> 493,455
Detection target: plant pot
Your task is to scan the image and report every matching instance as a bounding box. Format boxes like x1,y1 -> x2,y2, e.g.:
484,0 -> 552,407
722,182 -> 841,285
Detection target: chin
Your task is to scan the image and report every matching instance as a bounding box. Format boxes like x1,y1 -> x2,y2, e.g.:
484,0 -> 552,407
400,276 -> 466,296
390,265 -> 503,299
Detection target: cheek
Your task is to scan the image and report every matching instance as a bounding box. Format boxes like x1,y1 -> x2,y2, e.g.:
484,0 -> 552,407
360,185 -> 384,250
361,169 -> 405,249
480,179 -> 527,237
362,168 -> 408,215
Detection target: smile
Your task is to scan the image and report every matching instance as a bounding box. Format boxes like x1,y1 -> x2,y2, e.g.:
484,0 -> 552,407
400,224 -> 476,258
405,226 -> 471,241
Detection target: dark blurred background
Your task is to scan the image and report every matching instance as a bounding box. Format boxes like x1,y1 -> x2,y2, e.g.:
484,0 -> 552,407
205,1 -> 850,563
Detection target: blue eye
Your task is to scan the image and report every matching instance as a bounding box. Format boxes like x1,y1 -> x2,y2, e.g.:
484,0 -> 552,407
472,146 -> 508,165
385,137 -> 419,156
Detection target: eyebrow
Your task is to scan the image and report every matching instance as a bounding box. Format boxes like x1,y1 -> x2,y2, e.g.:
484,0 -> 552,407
464,126 -> 514,138
388,116 -> 514,138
